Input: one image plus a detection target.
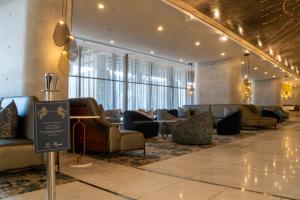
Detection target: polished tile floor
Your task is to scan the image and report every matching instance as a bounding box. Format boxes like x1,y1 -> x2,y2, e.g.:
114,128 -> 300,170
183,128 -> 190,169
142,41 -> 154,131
5,120 -> 300,200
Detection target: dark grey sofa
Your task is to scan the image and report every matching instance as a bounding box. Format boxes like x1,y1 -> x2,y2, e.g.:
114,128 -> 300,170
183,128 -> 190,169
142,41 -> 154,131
0,96 -> 43,172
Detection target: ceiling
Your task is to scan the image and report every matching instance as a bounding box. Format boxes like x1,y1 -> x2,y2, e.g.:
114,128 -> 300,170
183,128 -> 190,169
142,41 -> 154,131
177,0 -> 300,76
72,0 -> 298,81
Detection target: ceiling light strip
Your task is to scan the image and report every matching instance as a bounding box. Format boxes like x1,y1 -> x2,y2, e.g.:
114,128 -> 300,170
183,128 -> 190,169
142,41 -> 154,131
162,0 -> 299,78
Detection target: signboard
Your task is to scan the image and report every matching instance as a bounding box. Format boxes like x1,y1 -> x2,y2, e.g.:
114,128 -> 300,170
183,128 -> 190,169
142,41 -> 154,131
34,101 -> 70,153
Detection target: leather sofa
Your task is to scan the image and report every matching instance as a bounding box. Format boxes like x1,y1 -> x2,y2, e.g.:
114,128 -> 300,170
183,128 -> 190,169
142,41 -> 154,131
123,111 -> 159,138
69,98 -> 145,155
0,96 -> 44,172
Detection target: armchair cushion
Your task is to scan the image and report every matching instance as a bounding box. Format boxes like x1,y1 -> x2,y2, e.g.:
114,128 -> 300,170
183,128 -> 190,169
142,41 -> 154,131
120,130 -> 145,152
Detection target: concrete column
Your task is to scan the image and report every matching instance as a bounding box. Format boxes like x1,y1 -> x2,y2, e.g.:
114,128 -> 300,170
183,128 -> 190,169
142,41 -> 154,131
252,78 -> 282,106
0,0 -> 27,97
0,0 -> 71,100
194,58 -> 242,104
23,0 -> 71,100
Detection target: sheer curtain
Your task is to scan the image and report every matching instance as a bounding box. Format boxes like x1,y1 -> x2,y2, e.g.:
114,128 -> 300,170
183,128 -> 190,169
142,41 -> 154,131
69,45 -> 194,111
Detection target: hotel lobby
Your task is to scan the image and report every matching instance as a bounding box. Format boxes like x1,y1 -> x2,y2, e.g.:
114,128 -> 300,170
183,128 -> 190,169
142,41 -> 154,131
1,0 -> 300,199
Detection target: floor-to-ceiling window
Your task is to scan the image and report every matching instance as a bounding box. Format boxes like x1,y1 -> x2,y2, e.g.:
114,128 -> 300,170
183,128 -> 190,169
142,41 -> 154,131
69,44 -> 194,110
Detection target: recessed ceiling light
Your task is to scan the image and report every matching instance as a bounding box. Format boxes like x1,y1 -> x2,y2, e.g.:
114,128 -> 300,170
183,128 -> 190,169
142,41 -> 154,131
291,66 -> 295,70
254,67 -> 258,70
269,47 -> 274,56
157,25 -> 164,32
257,39 -> 263,48
195,41 -> 201,46
98,3 -> 105,9
264,71 -> 268,75
179,58 -> 183,62
150,51 -> 155,54
219,35 -> 228,41
238,25 -> 243,35
273,75 -> 276,78
220,52 -> 225,56
110,40 -> 115,44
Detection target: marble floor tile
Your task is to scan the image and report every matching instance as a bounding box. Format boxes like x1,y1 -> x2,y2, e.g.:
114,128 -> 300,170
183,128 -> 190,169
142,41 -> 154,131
212,188 -> 280,200
140,180 -> 226,200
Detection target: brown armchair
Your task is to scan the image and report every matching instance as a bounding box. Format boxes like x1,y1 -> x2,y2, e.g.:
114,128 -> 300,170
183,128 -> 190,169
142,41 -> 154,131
69,98 -> 145,155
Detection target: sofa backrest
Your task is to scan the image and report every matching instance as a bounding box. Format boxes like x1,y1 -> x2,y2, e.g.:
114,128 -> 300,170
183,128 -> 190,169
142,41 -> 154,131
183,105 -> 211,116
1,96 -> 38,140
240,104 -> 261,119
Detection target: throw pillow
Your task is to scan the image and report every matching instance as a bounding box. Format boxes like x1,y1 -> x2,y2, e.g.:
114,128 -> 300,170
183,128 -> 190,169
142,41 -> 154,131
0,100 -> 18,138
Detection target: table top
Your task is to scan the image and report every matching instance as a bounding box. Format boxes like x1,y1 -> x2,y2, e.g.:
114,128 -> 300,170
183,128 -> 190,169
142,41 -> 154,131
155,119 -> 179,123
70,116 -> 100,119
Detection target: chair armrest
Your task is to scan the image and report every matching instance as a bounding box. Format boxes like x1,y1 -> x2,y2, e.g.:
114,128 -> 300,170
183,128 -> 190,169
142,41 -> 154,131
260,110 -> 279,122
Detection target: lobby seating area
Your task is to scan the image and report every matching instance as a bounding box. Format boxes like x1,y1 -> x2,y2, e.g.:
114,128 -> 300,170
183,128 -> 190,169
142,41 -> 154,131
2,0 -> 300,199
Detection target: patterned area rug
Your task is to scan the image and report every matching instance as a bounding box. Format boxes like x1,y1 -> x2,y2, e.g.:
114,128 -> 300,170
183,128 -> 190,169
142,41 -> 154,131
91,129 -> 262,167
0,166 -> 75,199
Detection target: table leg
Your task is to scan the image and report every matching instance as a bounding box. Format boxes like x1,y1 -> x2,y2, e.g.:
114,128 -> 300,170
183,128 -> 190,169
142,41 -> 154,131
72,119 -> 86,164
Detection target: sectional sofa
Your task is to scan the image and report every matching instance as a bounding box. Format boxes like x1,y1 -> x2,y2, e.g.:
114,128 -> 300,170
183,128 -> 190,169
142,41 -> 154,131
183,104 -> 278,130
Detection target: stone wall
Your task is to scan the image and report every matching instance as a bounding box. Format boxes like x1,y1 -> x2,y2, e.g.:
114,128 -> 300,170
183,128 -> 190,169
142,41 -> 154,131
194,58 -> 242,104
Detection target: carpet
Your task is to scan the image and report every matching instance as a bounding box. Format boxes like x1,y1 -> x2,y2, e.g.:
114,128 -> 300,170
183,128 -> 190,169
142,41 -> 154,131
91,129 -> 263,167
0,166 -> 75,199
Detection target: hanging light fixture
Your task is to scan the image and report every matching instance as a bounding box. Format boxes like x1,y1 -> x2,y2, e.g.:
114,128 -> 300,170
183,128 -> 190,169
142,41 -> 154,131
242,52 -> 252,104
187,63 -> 195,96
53,0 -> 79,76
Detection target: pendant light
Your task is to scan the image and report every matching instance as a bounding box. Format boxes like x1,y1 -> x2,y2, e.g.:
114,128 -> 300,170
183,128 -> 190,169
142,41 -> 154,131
242,52 -> 252,104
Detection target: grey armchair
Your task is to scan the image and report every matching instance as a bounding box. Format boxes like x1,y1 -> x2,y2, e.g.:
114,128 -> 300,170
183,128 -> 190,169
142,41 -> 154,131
171,112 -> 213,145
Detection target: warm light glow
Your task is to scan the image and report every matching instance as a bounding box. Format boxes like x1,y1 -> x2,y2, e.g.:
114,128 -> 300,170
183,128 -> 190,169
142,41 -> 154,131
277,55 -> 282,62
257,39 -> 263,47
157,25 -> 164,32
273,75 -> 276,78
179,58 -> 183,62
213,7 -> 220,19
150,51 -> 155,54
241,61 -> 245,65
98,3 -> 105,9
69,35 -> 75,40
110,40 -> 115,44
219,35 -> 228,41
264,72 -> 268,74
59,20 -> 64,25
195,41 -> 201,46
254,67 -> 258,70
238,25 -> 243,35
62,51 -> 68,56
269,48 -> 274,56
220,52 -> 225,56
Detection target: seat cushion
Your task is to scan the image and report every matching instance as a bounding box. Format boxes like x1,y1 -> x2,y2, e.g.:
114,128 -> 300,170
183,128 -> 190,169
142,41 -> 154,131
0,138 -> 33,147
120,130 -> 145,151
242,117 -> 276,127
211,105 -> 226,118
